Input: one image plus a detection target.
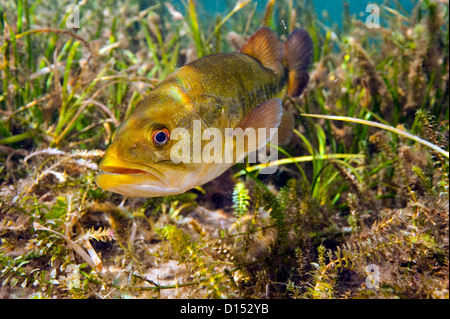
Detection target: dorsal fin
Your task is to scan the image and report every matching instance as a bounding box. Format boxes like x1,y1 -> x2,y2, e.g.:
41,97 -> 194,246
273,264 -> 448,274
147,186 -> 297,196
240,27 -> 284,75
283,28 -> 314,97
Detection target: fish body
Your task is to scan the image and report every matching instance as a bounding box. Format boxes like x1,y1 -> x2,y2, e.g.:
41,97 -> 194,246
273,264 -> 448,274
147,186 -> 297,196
96,27 -> 313,197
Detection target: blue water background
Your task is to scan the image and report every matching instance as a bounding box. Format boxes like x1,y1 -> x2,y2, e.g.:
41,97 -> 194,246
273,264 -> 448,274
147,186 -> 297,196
170,0 -> 415,27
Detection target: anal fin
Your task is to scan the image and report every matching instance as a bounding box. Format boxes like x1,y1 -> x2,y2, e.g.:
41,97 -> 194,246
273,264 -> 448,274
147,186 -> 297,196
278,110 -> 294,145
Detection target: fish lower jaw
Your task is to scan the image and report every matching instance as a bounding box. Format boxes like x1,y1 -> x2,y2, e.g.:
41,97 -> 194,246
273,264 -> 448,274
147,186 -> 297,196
96,177 -> 189,198
111,185 -> 187,198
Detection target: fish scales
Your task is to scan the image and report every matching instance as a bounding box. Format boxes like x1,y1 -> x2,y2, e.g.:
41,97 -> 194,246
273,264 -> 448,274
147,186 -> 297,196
170,53 -> 286,129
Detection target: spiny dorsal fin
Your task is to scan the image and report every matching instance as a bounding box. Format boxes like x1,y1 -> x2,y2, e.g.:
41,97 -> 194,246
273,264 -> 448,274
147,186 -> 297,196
240,27 -> 284,75
283,28 -> 313,97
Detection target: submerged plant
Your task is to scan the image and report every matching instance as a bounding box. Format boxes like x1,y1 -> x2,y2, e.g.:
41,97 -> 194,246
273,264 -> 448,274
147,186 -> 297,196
232,182 -> 251,218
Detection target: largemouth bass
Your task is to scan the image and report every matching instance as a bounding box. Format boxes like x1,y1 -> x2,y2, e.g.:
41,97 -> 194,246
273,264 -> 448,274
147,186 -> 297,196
95,27 -> 313,197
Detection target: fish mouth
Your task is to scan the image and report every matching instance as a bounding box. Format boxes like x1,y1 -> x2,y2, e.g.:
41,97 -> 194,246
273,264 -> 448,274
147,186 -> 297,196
98,155 -> 166,178
95,155 -> 174,196
99,166 -> 153,176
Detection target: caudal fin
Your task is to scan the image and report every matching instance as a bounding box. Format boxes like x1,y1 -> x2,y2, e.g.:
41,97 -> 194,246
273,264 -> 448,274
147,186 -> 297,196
284,28 -> 313,98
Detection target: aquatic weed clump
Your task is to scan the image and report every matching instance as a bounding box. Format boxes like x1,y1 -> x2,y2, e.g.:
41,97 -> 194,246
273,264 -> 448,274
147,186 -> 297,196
1,0 -> 449,299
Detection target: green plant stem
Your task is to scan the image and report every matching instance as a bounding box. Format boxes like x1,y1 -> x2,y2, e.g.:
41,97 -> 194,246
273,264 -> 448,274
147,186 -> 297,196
0,131 -> 34,145
234,154 -> 364,177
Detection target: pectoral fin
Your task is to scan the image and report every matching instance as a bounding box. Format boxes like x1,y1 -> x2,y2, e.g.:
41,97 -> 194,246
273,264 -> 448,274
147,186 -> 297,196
237,98 -> 282,157
239,98 -> 282,131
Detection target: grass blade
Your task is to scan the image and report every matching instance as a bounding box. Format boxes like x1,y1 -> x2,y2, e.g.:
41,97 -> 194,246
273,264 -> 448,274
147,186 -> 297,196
186,0 -> 204,57
301,114 -> 449,158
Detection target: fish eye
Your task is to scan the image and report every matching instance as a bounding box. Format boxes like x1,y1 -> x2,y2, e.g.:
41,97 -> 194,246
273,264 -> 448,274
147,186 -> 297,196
152,128 -> 170,146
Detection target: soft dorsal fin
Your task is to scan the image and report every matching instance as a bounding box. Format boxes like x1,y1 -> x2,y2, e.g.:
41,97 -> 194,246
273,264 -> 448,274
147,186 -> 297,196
240,27 -> 284,75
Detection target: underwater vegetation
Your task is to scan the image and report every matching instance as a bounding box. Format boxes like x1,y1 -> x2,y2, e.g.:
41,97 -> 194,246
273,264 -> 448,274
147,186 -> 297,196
0,0 -> 448,299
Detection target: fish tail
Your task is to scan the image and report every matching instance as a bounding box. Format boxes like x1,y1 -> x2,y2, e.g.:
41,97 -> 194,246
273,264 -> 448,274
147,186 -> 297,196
283,28 -> 314,98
